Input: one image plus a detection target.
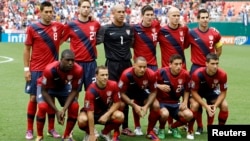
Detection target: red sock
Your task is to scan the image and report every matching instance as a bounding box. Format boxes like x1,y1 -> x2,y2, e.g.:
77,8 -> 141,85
147,109 -> 160,134
218,110 -> 229,125
187,110 -> 197,133
36,102 -> 48,136
132,108 -> 140,128
196,107 -> 203,128
171,117 -> 187,128
27,100 -> 37,131
47,106 -> 55,131
207,113 -> 214,125
167,116 -> 173,126
63,102 -> 79,138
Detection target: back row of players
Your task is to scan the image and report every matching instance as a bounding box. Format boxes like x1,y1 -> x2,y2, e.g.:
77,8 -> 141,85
23,1 -> 228,141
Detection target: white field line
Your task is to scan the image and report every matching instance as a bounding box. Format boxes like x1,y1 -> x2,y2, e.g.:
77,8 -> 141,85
0,56 -> 14,63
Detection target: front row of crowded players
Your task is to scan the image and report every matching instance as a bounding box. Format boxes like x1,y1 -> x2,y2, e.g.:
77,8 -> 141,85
37,49 -> 228,141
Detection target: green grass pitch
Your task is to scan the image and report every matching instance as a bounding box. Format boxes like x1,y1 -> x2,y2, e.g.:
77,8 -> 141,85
0,42 -> 250,140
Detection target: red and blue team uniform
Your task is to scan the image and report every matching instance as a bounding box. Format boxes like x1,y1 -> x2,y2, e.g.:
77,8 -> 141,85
118,67 -> 157,104
25,21 -> 64,71
24,21 -> 64,94
36,61 -> 83,137
132,20 -> 161,71
190,67 -> 227,102
155,67 -> 190,119
158,25 -> 189,69
189,27 -> 222,74
83,80 -> 120,122
62,19 -> 100,91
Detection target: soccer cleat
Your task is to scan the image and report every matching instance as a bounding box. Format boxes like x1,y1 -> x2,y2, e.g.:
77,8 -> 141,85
158,129 -> 166,139
121,128 -> 135,136
195,127 -> 203,135
153,127 -> 159,135
35,136 -> 43,141
112,132 -> 120,141
146,130 -> 160,141
100,132 -> 111,141
167,128 -> 172,134
186,132 -> 195,140
25,130 -> 33,140
171,128 -> 182,139
134,127 -> 143,136
47,129 -> 61,138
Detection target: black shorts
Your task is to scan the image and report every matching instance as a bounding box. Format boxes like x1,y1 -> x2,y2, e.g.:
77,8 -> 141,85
105,59 -> 132,82
160,103 -> 180,120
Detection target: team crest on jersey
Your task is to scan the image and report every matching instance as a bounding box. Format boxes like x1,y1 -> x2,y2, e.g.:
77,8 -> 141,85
126,29 -> 130,35
179,30 -> 183,36
90,26 -> 94,31
213,79 -> 218,84
152,28 -> 156,33
107,91 -> 112,97
209,35 -> 214,40
67,75 -> 73,81
85,100 -> 90,108
52,26 -> 57,32
42,77 -> 47,85
178,79 -> 183,84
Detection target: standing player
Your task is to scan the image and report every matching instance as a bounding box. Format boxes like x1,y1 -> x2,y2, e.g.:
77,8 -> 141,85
189,53 -> 229,139
97,4 -> 135,137
188,9 -> 223,135
157,6 -> 190,134
118,56 -> 160,141
155,54 -> 193,140
62,0 -> 100,93
158,6 -> 189,69
132,4 -> 161,72
78,65 -> 124,141
23,1 -> 63,140
36,49 -> 83,141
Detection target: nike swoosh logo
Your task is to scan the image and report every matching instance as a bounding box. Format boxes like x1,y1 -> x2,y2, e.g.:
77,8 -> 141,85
74,29 -> 79,32
38,31 -> 44,34
110,32 -> 115,35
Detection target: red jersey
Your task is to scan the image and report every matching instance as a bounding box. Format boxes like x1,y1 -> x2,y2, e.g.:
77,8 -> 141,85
84,80 -> 121,114
189,27 -> 222,66
190,67 -> 227,93
25,21 -> 64,71
132,20 -> 161,66
158,25 -> 189,69
118,67 -> 157,94
62,20 -> 100,62
155,67 -> 190,104
39,61 -> 83,90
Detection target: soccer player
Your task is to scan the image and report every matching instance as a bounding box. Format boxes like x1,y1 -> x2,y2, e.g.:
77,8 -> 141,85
155,54 -> 193,139
187,9 -> 223,135
23,1 -> 64,140
97,4 -> 135,137
62,0 -> 100,93
118,56 -> 160,141
77,65 -> 124,141
189,53 -> 229,139
35,49 -> 83,141
158,6 -> 189,69
132,4 -> 161,72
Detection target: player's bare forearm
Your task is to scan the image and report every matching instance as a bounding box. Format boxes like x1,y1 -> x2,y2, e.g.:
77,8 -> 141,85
191,90 -> 208,109
87,111 -> 95,135
121,93 -> 134,107
62,89 -> 78,112
144,90 -> 157,108
214,91 -> 227,108
106,102 -> 120,117
42,88 -> 59,112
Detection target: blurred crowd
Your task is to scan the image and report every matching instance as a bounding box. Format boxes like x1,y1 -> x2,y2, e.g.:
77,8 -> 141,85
0,0 -> 249,31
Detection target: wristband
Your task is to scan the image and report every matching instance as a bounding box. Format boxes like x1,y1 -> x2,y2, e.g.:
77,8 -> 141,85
24,67 -> 30,71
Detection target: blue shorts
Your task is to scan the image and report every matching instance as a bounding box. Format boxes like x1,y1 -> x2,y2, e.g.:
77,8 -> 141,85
25,71 -> 43,95
190,64 -> 203,75
160,103 -> 180,120
36,84 -> 72,106
147,65 -> 158,72
77,61 -> 97,91
80,109 -> 110,125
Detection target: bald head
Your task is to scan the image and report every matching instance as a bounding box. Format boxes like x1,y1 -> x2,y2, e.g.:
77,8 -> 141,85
167,6 -> 180,17
112,4 -> 125,13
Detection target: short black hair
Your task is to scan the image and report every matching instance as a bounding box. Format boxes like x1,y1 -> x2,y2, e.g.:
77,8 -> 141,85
141,5 -> 154,15
40,1 -> 53,11
206,53 -> 219,62
197,9 -> 209,19
61,49 -> 75,59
